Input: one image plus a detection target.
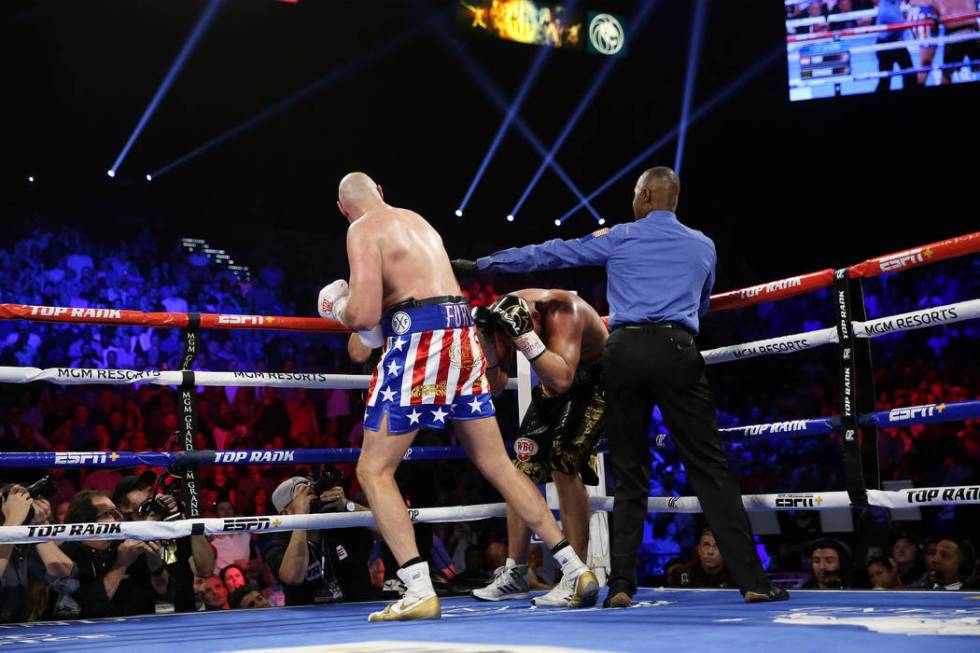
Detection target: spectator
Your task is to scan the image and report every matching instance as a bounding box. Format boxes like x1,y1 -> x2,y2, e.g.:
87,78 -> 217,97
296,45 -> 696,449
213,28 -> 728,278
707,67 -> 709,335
203,575 -> 230,610
69,404 -> 96,449
923,538 -> 976,590
55,500 -> 70,525
891,533 -> 925,586
112,475 -> 216,612
58,490 -> 168,617
261,477 -> 372,606
229,584 -> 271,609
220,563 -> 247,594
0,485 -> 75,623
867,556 -> 904,589
485,542 -> 507,572
209,501 -> 256,573
667,529 -> 736,588
452,545 -> 490,589
206,467 -> 238,506
803,539 -> 852,589
191,575 -> 208,611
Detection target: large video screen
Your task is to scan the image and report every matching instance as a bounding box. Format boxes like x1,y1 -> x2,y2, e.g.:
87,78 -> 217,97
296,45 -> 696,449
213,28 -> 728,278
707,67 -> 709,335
785,0 -> 980,101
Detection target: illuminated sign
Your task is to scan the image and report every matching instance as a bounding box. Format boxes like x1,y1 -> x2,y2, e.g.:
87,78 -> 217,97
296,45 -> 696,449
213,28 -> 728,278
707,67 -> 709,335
458,1 -> 627,56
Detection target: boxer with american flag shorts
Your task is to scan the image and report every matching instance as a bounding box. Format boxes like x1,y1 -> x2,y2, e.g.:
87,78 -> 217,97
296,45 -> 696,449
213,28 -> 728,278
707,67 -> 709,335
320,172 -> 597,623
363,297 -> 496,433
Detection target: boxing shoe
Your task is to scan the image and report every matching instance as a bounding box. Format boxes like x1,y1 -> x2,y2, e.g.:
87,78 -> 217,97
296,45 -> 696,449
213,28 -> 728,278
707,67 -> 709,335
473,564 -> 530,601
532,568 -> 599,608
602,579 -> 633,608
367,591 -> 441,622
743,587 -> 790,603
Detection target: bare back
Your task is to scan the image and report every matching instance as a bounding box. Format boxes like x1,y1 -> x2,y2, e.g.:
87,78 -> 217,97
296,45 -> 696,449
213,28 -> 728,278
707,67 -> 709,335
352,206 -> 462,309
515,288 -> 608,364
937,0 -> 978,30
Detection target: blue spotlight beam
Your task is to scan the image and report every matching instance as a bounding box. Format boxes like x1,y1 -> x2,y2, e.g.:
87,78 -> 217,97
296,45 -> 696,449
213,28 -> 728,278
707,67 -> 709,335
109,0 -> 223,176
448,41 -> 602,223
674,0 -> 710,176
555,47 -> 783,225
456,44 -> 553,215
150,10 -> 447,179
509,0 -> 660,221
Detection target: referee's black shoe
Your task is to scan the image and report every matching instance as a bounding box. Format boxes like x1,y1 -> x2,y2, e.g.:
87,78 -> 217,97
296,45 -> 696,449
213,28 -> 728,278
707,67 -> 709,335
602,580 -> 634,608
742,587 -> 790,603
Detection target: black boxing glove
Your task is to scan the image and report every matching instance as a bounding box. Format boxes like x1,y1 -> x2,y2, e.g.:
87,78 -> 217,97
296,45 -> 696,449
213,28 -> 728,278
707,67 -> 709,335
471,306 -> 499,368
489,294 -> 546,361
450,259 -> 478,276
471,306 -> 496,331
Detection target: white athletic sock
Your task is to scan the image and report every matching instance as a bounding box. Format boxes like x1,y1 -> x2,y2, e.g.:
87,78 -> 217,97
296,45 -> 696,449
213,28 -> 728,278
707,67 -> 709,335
506,558 -> 528,579
553,544 -> 587,577
397,561 -> 434,599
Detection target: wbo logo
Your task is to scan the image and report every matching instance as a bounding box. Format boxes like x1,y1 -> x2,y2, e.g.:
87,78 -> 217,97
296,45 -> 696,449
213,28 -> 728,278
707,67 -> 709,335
391,311 -> 412,335
514,437 -> 539,462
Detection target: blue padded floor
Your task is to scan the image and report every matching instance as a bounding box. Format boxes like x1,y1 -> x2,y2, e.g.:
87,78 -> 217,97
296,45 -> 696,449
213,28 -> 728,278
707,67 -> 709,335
1,588 -> 977,652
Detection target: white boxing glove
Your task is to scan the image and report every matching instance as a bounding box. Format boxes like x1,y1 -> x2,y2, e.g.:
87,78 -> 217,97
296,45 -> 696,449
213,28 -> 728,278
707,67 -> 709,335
318,280 -> 350,322
357,325 -> 385,349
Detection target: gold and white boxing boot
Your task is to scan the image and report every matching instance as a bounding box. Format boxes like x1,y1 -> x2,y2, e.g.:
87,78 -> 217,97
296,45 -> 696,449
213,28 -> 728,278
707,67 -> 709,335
368,560 -> 441,622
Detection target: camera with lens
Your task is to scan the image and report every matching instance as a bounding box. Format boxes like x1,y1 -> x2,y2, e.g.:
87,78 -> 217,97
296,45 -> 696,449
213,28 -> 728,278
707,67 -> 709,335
137,490 -> 184,521
0,475 -> 58,525
308,466 -> 344,513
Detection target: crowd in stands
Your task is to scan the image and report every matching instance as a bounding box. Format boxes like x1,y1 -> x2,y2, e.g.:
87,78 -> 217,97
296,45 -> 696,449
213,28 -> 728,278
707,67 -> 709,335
1,225 -> 978,621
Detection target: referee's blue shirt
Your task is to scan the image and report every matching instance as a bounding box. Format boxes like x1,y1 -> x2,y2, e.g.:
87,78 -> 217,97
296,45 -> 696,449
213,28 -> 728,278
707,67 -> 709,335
476,211 -> 716,334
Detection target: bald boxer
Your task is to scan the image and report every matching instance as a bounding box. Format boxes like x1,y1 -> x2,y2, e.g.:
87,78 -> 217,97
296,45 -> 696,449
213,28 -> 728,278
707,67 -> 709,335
472,289 -> 607,606
320,173 -> 597,621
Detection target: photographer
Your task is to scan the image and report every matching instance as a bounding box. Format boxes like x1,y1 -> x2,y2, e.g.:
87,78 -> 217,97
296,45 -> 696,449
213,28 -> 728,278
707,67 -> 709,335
58,489 -> 167,617
113,475 -> 216,612
1,482 -> 75,623
262,475 -> 373,606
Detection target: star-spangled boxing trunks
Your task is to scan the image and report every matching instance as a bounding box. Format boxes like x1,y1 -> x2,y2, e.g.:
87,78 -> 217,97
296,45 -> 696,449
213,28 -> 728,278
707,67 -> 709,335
363,296 -> 496,433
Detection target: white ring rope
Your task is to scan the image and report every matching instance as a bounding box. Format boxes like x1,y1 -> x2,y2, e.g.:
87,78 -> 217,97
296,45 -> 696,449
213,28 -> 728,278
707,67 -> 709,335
0,297 -> 974,380
785,9 -> 879,30
3,485 -> 978,545
701,298 -> 979,365
0,299 -> 974,381
787,27 -> 980,61
591,485 -> 980,515
0,368 -> 519,391
701,327 -> 838,365
852,298 -> 980,338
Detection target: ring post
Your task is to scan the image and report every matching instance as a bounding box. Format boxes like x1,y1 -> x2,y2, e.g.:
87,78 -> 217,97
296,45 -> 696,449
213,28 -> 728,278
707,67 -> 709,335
177,313 -> 204,520
833,269 -> 870,506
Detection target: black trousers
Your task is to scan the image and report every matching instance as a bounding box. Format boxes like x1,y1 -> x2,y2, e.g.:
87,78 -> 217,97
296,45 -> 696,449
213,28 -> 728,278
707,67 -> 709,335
603,325 -> 769,594
876,47 -> 915,93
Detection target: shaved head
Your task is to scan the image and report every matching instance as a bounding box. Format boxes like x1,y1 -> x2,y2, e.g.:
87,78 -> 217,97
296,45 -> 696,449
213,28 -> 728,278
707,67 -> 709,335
633,166 -> 680,218
337,172 -> 384,222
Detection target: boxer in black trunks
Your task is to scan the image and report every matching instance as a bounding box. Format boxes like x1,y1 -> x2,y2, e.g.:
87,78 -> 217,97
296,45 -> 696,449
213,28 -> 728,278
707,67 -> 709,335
471,289 -> 608,606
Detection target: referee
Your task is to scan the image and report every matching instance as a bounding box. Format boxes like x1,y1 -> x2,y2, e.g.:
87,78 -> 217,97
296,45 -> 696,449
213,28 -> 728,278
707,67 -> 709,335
452,166 -> 788,606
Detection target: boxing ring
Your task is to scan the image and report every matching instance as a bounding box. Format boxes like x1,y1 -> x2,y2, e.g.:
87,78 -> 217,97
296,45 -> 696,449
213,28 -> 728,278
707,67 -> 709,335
0,229 -> 979,651
0,589 -> 977,652
785,8 -> 980,98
